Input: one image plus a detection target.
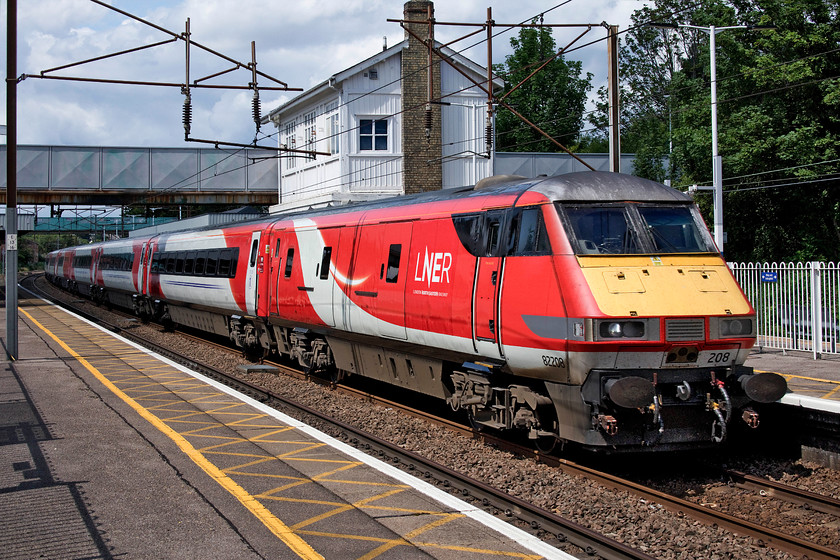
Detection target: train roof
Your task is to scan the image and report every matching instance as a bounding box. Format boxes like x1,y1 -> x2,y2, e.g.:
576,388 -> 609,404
124,172 -> 693,241
273,171 -> 690,219
529,171 -> 692,203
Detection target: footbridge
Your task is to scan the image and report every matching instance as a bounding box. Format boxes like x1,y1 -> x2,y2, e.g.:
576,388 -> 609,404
1,145 -> 279,206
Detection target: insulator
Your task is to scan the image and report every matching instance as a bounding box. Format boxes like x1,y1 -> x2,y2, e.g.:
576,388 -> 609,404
424,107 -> 432,139
486,123 -> 493,152
182,96 -> 192,138
252,93 -> 262,132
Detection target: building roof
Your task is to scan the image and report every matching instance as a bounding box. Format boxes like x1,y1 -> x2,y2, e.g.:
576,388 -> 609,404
263,39 -> 503,123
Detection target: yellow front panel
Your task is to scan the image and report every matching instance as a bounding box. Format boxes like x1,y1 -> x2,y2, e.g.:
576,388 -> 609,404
578,255 -> 752,317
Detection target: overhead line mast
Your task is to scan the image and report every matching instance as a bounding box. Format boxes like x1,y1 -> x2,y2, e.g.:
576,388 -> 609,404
21,1 -> 330,157
387,9 -> 622,172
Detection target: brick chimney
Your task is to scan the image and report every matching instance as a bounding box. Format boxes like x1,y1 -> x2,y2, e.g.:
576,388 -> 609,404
401,1 -> 442,195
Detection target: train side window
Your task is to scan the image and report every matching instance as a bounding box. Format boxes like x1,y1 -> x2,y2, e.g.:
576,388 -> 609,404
514,208 -> 551,255
205,250 -> 219,276
194,252 -> 206,275
175,252 -> 185,274
229,248 -> 239,277
152,253 -> 162,273
386,244 -> 401,283
452,214 -> 483,256
284,248 -> 295,278
165,253 -> 176,273
218,249 -> 233,277
184,252 -> 196,274
319,247 -> 332,280
249,239 -> 259,267
274,239 -> 282,258
486,220 -> 501,256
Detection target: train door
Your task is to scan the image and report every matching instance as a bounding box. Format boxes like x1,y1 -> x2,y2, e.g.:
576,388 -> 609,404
330,222 -> 359,332
351,222 -> 412,339
295,226 -> 337,327
91,247 -> 101,285
473,210 -> 506,355
268,226 -> 288,318
133,243 -> 145,292
140,240 -> 155,295
244,230 -> 262,316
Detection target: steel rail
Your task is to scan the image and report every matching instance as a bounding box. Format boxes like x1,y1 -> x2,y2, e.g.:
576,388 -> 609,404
724,468 -> 840,518
533,458 -> 840,560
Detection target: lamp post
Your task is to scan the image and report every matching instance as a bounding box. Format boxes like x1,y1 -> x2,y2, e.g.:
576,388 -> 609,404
6,0 -> 18,360
648,22 -> 773,253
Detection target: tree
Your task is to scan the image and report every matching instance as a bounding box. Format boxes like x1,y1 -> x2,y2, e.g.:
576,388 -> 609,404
494,21 -> 592,153
617,0 -> 840,262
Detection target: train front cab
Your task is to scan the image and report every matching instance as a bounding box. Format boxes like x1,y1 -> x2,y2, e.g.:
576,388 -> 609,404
546,191 -> 787,451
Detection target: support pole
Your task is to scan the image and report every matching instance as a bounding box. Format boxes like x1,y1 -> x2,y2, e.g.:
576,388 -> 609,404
486,7 -> 494,164
709,25 -> 724,252
607,24 -> 621,173
5,0 -> 18,360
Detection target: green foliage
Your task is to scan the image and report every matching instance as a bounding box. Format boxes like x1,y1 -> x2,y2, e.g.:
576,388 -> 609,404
494,21 -> 592,152
617,0 -> 840,262
13,233 -> 87,271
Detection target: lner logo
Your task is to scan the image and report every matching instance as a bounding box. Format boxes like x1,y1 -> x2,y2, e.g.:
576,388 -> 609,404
413,247 -> 452,287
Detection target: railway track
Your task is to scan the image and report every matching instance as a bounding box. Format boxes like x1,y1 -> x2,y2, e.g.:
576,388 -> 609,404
23,275 -> 654,560
26,274 -> 840,560
722,468 -> 840,518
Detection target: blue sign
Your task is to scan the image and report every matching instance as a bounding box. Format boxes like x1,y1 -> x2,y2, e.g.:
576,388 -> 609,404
761,271 -> 778,283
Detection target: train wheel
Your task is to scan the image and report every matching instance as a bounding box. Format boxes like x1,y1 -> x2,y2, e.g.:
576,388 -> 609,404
467,407 -> 491,432
535,434 -> 557,454
534,407 -> 559,454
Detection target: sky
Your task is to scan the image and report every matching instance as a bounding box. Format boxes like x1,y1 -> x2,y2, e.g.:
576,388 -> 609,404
1,0 -> 643,148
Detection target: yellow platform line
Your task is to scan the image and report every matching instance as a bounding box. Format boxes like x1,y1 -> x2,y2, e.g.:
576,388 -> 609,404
21,307 -> 324,560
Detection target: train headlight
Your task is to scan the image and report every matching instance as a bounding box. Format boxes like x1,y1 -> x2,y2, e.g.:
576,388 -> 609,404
598,320 -> 646,339
710,317 -> 755,339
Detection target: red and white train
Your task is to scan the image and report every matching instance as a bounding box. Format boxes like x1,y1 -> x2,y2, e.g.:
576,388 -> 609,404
46,171 -> 786,452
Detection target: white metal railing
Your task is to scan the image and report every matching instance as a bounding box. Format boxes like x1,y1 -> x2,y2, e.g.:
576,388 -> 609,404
729,262 -> 840,358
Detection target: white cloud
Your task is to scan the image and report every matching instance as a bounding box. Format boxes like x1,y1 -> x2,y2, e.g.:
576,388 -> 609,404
5,0 -> 645,148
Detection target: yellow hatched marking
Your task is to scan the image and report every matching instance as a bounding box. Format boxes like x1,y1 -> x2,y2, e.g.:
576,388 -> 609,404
222,456 -> 283,472
821,383 -> 840,399
180,425 -> 235,438
200,439 -> 259,454
248,428 -> 301,440
21,308 -> 323,560
311,462 -> 367,481
357,512 -> 464,559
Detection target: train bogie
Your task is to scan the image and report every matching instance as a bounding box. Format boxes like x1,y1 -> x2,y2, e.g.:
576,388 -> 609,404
45,171 -> 787,453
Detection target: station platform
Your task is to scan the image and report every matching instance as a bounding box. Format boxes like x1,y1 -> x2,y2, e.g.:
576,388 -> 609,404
746,348 -> 840,410
1,291 -> 566,560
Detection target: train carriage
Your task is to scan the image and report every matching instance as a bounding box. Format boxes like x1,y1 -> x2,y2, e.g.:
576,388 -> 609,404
45,172 -> 786,452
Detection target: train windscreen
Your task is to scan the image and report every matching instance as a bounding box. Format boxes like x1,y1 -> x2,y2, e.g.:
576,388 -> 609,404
558,203 -> 717,255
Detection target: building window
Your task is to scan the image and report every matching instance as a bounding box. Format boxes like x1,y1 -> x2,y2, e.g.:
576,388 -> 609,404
284,121 -> 296,170
325,102 -> 340,156
329,114 -> 340,155
359,118 -> 388,151
304,111 -> 316,160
